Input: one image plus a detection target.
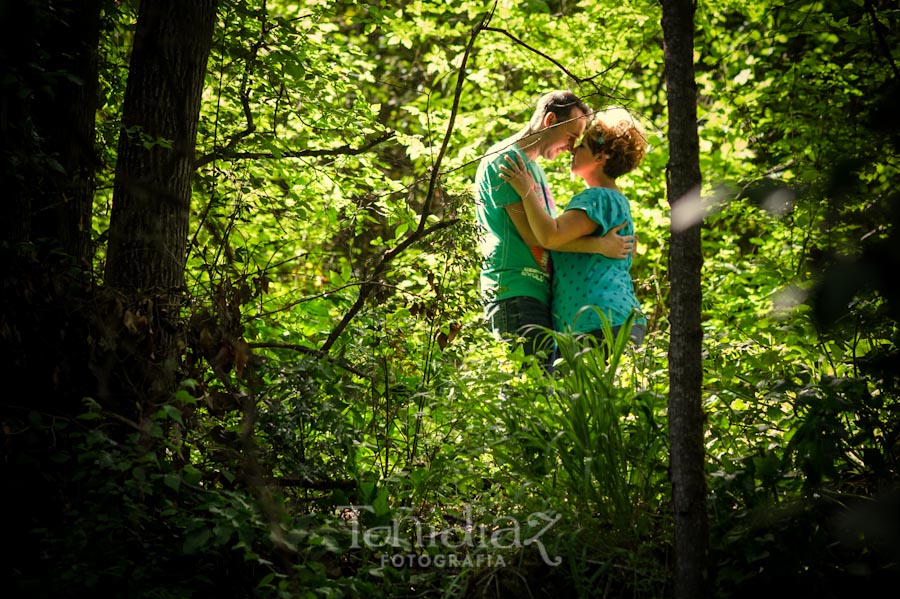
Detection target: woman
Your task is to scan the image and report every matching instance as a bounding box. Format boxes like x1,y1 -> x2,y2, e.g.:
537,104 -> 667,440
498,108 -> 648,345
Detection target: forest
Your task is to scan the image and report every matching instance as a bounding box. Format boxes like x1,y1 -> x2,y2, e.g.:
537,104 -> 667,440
1,0 -> 898,597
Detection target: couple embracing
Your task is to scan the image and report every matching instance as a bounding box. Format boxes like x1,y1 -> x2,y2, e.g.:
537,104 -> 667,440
475,90 -> 648,364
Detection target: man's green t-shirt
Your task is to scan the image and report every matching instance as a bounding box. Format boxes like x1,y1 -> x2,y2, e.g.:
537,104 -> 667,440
475,142 -> 556,305
551,187 -> 645,333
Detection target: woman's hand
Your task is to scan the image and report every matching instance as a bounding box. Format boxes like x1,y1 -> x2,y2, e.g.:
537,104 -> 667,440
498,153 -> 538,200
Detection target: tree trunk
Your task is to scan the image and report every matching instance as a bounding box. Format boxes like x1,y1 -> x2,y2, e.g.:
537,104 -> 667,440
103,0 -> 217,417
0,0 -> 103,418
0,0 -> 101,264
662,0 -> 710,597
32,0 -> 103,265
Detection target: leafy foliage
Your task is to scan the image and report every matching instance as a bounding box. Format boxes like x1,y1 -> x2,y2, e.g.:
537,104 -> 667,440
4,0 -> 900,597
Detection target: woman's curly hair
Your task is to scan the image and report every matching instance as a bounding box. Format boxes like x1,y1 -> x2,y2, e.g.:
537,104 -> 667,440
582,108 -> 648,179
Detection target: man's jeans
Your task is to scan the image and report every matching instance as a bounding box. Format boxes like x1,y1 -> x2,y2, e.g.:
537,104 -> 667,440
485,296 -> 553,358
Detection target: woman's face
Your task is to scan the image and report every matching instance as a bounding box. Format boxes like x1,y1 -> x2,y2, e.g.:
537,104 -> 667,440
570,142 -> 598,178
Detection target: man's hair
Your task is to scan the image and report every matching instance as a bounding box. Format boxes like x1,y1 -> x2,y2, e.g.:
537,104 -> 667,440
582,108 -> 648,179
522,90 -> 590,136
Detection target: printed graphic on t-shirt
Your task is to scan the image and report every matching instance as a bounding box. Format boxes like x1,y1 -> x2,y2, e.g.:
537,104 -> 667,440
521,266 -> 549,283
530,245 -> 551,274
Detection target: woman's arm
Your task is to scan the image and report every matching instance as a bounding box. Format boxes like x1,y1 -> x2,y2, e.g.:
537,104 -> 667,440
528,207 -> 597,250
499,154 -> 597,250
505,204 -> 632,257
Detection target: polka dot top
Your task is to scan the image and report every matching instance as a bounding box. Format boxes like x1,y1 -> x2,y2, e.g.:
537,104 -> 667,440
551,187 -> 645,333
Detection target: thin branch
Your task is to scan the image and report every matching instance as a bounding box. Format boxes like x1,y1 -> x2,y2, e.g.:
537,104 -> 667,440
483,25 -> 585,84
227,89 -> 257,150
216,8 -> 266,155
250,341 -> 322,355
248,342 -> 367,377
317,12 -> 491,353
418,11 -> 487,225
248,281 -> 387,321
865,0 -> 900,80
265,477 -> 355,490
193,131 -> 396,170
247,277 -> 444,323
319,216 -> 463,353
190,8 -> 262,254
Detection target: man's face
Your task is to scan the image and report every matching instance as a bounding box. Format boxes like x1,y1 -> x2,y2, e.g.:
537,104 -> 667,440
541,108 -> 588,160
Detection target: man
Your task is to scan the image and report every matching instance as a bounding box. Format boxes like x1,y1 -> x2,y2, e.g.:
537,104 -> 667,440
475,90 -> 633,358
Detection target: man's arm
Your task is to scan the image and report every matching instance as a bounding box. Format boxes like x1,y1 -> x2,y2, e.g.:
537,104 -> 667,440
575,221 -> 633,258
505,204 -> 633,258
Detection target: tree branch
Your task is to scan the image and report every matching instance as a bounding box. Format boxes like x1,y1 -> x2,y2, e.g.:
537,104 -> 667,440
193,131 -> 396,170
865,0 -> 900,80
248,341 -> 367,377
482,25 -> 585,85
319,215 -> 463,354
417,11 -> 487,224
265,477 -> 355,490
316,14 -> 490,354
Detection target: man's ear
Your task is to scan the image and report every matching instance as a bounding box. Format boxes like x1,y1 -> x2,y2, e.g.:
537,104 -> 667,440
542,112 -> 556,128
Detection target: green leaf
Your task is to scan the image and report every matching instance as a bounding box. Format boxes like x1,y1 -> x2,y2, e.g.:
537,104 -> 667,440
173,389 -> 197,405
155,404 -> 184,425
163,473 -> 181,491
183,528 -> 211,555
